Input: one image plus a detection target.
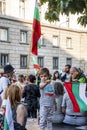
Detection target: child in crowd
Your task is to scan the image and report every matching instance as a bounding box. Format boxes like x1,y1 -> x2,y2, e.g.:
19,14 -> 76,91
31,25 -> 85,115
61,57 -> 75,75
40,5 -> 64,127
48,82 -> 64,123
39,68 -> 56,130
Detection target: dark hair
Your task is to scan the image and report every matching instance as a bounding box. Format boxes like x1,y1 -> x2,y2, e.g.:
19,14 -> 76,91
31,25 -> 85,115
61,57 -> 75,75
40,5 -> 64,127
18,74 -> 24,78
4,64 -> 14,73
65,64 -> 71,69
39,68 -> 50,76
53,71 -> 60,80
28,74 -> 36,83
54,82 -> 64,96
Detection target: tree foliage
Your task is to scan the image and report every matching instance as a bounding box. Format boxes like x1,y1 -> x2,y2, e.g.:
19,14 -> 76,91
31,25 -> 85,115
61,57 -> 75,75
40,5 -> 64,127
40,0 -> 87,26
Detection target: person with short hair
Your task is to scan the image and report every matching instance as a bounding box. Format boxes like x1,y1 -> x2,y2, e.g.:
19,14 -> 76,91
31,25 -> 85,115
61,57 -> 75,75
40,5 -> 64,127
61,64 -> 71,82
0,64 -> 15,107
22,74 -> 40,118
39,68 -> 55,130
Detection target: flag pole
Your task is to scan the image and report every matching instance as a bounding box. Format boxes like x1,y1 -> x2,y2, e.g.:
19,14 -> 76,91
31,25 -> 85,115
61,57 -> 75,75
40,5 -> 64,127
26,34 -> 32,80
26,0 -> 41,80
26,0 -> 37,80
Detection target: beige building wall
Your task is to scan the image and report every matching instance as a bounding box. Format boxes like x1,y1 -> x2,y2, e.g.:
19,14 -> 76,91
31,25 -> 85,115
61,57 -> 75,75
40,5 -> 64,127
0,15 -> 87,75
0,0 -> 87,75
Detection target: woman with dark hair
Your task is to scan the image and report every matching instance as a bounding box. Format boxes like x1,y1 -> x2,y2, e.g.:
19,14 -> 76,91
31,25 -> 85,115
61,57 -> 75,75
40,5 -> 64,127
52,71 -> 62,85
22,74 -> 40,118
53,71 -> 60,80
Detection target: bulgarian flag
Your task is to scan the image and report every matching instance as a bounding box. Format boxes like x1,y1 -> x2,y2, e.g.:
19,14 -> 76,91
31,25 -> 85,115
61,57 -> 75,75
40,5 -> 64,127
31,0 -> 41,55
4,97 -> 14,130
64,82 -> 87,112
32,56 -> 41,70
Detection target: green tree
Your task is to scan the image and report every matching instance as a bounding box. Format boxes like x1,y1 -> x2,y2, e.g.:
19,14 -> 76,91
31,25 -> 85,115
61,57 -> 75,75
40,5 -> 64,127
40,0 -> 87,26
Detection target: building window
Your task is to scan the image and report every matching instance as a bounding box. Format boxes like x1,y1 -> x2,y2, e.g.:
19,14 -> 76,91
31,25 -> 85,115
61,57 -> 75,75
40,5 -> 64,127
0,53 -> 9,67
19,0 -> 25,18
20,55 -> 27,68
66,37 -> 72,48
20,31 -> 27,43
0,0 -> 6,14
53,57 -> 59,69
66,58 -> 72,66
53,35 -> 59,47
38,56 -> 44,68
38,34 -> 45,47
0,28 -> 8,41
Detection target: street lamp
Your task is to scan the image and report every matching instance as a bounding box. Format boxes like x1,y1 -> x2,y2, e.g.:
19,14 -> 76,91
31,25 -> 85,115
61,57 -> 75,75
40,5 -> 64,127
58,18 -> 69,70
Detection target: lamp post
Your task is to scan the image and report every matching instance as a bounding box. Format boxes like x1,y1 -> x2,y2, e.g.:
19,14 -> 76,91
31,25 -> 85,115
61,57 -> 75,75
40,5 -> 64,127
58,18 -> 69,70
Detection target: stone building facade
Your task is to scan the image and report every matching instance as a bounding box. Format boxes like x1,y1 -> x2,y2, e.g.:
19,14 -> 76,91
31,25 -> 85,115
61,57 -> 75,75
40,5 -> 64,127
0,0 -> 87,75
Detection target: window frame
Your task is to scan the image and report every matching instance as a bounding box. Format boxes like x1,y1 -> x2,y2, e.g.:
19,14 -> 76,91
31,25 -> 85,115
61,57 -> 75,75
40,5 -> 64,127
19,0 -> 25,18
66,57 -> 72,66
53,35 -> 59,48
38,56 -> 44,68
0,0 -> 6,14
38,34 -> 45,47
66,37 -> 72,49
53,57 -> 59,69
0,53 -> 9,67
20,30 -> 27,44
0,28 -> 8,42
20,55 -> 27,69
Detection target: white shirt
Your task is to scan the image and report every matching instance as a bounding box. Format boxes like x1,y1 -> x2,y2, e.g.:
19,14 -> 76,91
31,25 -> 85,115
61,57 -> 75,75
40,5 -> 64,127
0,76 -> 10,100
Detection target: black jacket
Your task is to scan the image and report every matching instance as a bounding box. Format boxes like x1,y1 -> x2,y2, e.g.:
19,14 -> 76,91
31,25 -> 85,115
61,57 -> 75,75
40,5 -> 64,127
22,84 -> 40,110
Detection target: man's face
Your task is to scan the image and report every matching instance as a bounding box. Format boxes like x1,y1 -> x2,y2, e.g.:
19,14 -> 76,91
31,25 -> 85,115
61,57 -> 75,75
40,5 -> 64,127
70,68 -> 74,76
65,66 -> 70,73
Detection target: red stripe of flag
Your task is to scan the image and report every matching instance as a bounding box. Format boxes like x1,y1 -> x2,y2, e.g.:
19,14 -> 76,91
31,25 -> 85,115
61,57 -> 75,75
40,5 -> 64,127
33,64 -> 41,70
31,2 -> 41,55
64,82 -> 80,112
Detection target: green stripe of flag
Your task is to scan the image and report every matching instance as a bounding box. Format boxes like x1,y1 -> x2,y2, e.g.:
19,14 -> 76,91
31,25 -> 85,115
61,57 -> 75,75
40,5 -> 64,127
34,3 -> 40,21
72,82 -> 87,112
4,116 -> 9,130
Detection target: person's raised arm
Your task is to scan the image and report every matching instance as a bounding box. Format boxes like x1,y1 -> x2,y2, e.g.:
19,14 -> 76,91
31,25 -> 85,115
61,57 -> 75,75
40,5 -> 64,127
40,80 -> 51,89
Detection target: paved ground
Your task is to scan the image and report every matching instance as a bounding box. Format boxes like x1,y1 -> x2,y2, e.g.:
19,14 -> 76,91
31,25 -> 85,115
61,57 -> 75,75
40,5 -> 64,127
26,118 -> 40,130
26,119 -> 87,130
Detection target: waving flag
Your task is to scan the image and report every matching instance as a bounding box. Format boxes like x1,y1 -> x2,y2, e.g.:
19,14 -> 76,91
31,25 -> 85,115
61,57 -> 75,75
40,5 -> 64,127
31,1 -> 41,55
4,97 -> 14,130
64,82 -> 87,112
32,56 -> 41,70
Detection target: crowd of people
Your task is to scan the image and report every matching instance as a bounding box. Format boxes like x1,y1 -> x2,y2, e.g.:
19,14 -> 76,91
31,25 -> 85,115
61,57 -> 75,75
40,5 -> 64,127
0,63 -> 87,130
